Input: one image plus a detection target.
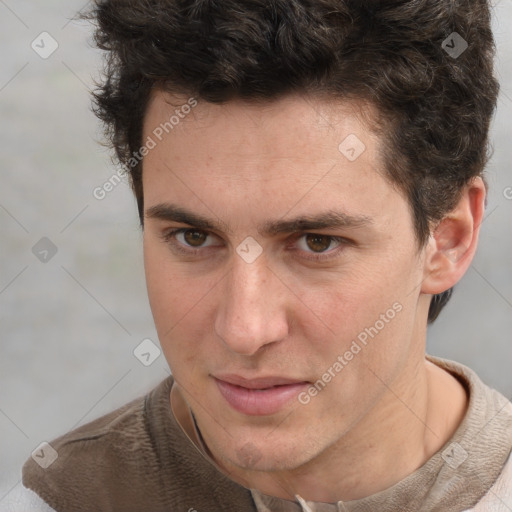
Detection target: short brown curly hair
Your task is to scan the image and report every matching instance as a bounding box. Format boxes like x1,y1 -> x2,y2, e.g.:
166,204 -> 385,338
87,0 -> 499,323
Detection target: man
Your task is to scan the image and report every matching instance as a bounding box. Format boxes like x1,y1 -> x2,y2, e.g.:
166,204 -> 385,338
6,0 -> 512,510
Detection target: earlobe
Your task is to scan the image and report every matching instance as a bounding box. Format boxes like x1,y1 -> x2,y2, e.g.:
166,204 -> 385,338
421,177 -> 486,296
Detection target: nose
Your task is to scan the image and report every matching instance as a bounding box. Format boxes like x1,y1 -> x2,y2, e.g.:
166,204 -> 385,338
214,256 -> 289,356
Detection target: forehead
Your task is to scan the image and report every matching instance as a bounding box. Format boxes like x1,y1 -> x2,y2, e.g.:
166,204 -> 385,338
143,90 -> 379,157
140,91 -> 408,233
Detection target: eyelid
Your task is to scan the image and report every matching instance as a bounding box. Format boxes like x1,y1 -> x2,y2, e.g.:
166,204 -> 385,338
294,233 -> 342,252
160,227 -> 223,254
175,228 -> 220,247
288,233 -> 350,262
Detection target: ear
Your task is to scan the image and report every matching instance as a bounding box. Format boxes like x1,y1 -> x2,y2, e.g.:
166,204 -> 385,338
421,177 -> 486,295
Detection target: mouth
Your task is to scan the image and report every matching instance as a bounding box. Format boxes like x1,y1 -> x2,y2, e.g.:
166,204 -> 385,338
213,374 -> 309,416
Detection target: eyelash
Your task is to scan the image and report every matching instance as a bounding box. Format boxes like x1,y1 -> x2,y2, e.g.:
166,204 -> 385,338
160,228 -> 349,262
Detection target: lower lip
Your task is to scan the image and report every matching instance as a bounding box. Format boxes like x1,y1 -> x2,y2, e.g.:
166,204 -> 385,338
215,378 -> 309,416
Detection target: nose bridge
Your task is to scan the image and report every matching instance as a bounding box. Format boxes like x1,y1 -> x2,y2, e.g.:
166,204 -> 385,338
215,256 -> 288,355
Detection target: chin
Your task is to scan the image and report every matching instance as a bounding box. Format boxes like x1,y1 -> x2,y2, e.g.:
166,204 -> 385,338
222,435 -> 318,473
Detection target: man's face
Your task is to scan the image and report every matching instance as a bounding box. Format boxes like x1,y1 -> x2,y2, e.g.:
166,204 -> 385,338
142,92 -> 429,473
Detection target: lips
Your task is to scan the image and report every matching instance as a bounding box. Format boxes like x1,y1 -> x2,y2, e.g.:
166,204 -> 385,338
213,374 -> 309,416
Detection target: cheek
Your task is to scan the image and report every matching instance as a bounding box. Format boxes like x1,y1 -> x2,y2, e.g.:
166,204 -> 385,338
295,269 -> 396,335
295,280 -> 415,423
143,238 -> 240,391
144,244 -> 176,329
143,239 -> 212,348
292,255 -> 419,364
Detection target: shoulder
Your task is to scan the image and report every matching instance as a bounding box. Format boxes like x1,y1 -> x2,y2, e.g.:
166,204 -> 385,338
22,378 -> 172,511
467,450 -> 512,511
20,376 -> 257,511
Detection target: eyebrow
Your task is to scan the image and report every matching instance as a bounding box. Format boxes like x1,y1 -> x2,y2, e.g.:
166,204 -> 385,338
145,203 -> 373,236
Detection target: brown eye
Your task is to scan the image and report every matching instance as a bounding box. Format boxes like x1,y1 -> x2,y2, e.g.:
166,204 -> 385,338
162,228 -> 222,254
183,229 -> 208,247
305,234 -> 333,252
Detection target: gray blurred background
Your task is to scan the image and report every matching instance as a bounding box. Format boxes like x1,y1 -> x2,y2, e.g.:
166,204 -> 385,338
0,0 -> 511,501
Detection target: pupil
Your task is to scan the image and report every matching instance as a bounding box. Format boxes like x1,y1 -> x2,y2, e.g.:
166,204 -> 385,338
184,230 -> 206,247
306,234 -> 331,252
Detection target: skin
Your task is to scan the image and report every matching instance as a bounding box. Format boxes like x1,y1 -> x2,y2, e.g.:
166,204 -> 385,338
142,91 -> 484,502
